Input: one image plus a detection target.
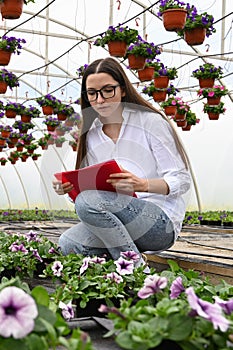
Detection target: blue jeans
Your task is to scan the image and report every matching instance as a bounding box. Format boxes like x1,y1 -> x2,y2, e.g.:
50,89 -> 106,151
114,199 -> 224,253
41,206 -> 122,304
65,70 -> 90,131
59,190 -> 175,264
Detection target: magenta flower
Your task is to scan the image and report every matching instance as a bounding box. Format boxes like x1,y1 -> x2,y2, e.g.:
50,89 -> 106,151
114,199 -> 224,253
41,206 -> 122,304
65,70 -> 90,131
26,230 -> 41,242
114,257 -> 134,275
208,91 -> 215,97
59,301 -> 74,321
105,272 -> 123,284
120,251 -> 140,262
214,296 -> 233,315
51,261 -> 63,277
89,256 -> 106,264
186,287 -> 229,332
30,248 -> 43,262
80,257 -> 91,274
170,276 -> 185,299
0,286 -> 38,339
138,274 -> 167,299
9,242 -> 28,253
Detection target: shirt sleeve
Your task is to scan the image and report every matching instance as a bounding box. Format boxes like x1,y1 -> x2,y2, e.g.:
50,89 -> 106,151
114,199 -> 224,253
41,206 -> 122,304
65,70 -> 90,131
146,116 -> 191,197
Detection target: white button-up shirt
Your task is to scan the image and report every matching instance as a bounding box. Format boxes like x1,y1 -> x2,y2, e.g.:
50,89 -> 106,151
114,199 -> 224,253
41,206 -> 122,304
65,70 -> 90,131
84,106 -> 191,237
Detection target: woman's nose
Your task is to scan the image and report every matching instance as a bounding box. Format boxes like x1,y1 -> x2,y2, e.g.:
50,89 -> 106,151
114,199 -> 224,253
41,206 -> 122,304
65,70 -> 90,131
96,91 -> 105,103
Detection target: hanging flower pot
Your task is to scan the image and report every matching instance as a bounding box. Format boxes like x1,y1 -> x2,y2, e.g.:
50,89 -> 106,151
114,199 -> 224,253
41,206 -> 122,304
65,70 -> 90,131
154,76 -> 169,88
0,0 -> 24,19
0,50 -> 12,66
42,105 -> 54,115
152,90 -> 167,102
0,138 -> 7,147
175,112 -> 186,121
163,105 -> 177,116
207,96 -> 221,105
182,124 -> 192,131
47,125 -> 56,132
57,113 -> 67,121
107,41 -> 128,57
176,119 -> 187,127
0,81 -> 7,94
162,9 -> 187,31
184,27 -> 206,46
20,114 -> 32,123
138,66 -> 154,82
1,130 -> 11,138
198,78 -> 215,88
5,109 -> 17,118
207,112 -> 220,120
127,54 -> 146,70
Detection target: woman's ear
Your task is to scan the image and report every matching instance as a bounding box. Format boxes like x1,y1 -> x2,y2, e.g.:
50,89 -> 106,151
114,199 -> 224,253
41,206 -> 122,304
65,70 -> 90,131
121,86 -> 126,98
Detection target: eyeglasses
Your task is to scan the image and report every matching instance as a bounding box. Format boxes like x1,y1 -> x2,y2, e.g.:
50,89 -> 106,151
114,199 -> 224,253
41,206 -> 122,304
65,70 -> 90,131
83,84 -> 121,102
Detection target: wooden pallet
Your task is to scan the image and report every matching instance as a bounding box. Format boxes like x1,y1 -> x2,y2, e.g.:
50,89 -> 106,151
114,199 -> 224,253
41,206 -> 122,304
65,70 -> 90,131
146,225 -> 233,284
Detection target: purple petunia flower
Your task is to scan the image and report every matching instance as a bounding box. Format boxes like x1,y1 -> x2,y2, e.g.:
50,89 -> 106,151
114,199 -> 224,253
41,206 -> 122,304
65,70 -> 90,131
51,261 -> 63,277
105,272 -> 123,284
25,230 -> 41,242
30,248 -> 43,262
9,242 -> 28,253
137,274 -> 167,299
89,256 -> 106,264
186,287 -> 229,332
214,296 -> 233,315
114,257 -> 134,275
0,286 -> 38,339
80,257 -> 91,274
170,276 -> 185,299
120,251 -> 140,262
59,300 -> 75,321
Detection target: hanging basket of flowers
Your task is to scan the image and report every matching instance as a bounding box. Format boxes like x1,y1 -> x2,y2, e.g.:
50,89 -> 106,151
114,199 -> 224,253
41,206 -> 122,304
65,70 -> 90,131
126,36 -> 161,70
0,0 -> 35,19
157,0 -> 188,32
197,85 -> 228,105
177,7 -> 216,46
43,116 -> 61,132
4,101 -> 22,118
36,94 -> 61,115
153,59 -> 178,88
203,101 -> 226,120
191,63 -> 223,88
54,103 -> 75,121
0,68 -> 19,93
182,110 -> 200,131
142,82 -> 167,102
0,35 -> 26,66
94,25 -> 138,57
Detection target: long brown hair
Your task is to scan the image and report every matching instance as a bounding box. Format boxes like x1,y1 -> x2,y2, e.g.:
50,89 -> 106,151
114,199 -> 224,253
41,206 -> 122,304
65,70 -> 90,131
75,57 -> 189,169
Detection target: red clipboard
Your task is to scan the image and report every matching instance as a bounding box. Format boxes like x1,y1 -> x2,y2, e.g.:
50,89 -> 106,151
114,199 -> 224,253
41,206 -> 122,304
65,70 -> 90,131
54,159 -> 137,201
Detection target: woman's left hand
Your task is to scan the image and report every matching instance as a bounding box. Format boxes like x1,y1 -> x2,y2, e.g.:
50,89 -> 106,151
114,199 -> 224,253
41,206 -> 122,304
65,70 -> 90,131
106,167 -> 148,193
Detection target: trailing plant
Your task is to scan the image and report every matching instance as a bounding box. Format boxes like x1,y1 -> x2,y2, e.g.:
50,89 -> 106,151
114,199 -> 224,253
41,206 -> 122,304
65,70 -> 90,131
203,101 -> 226,114
126,36 -> 161,59
157,0 -> 188,16
0,35 -> 26,55
0,69 -> 19,90
191,63 -> 223,79
43,116 -> 61,127
185,110 -> 200,125
36,94 -> 61,108
198,85 -> 228,98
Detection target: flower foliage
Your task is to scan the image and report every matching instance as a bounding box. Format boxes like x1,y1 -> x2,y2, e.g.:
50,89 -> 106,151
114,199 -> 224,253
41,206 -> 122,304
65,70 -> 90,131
100,260 -> 233,350
191,63 -> 223,79
197,85 -> 228,98
185,110 -> 200,125
0,35 -> 26,54
36,94 -> 61,108
160,96 -> 180,107
20,105 -> 41,118
0,69 -> 19,90
43,116 -> 61,127
153,60 -> 178,79
157,0 -> 188,16
0,277 -> 94,349
94,25 -> 139,47
126,36 -> 161,59
76,64 -> 89,78
203,101 -> 226,114
180,5 -> 216,37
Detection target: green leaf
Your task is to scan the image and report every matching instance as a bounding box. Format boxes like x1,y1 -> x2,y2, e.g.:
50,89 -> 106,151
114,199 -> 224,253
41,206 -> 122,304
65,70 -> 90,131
31,286 -> 50,306
167,314 -> 193,341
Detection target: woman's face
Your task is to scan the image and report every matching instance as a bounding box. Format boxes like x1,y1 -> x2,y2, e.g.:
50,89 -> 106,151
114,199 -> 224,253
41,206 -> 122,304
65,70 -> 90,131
85,72 -> 125,118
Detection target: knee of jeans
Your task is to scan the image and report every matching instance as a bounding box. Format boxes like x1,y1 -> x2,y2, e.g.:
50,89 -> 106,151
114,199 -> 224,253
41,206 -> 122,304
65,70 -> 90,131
75,191 -> 98,218
59,234 -> 77,255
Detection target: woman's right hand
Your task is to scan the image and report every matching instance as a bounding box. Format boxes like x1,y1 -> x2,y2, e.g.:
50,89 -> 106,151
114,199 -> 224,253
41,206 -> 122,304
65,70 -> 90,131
52,180 -> 74,195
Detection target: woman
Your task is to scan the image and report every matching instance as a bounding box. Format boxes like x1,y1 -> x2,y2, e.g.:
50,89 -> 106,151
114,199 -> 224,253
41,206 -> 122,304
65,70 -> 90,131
53,57 -> 191,267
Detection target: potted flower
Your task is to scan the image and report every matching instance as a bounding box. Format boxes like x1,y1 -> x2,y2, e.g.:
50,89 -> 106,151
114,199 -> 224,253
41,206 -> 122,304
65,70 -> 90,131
15,140 -> 24,151
182,110 -> 200,130
160,96 -> 180,116
65,112 -> 81,127
0,123 -> 12,138
43,116 -> 61,132
4,101 -> 22,118
137,59 -> 156,82
94,25 -> 138,57
8,130 -> 20,144
0,0 -> 36,20
0,156 -> 7,165
191,63 -> 223,88
177,6 -> 216,45
36,93 -> 61,115
174,98 -> 190,126
0,35 -> 26,65
31,152 -> 42,161
142,82 -> 167,102
54,103 -> 75,121
12,120 -> 35,133
203,101 -> 226,120
24,143 -> 38,154
20,133 -> 35,145
157,0 -> 188,32
76,63 -> 89,78
37,134 -> 50,150
19,105 -> 41,122
100,260 -> 233,350
54,135 -> 66,148
197,85 -> 228,105
0,68 -> 19,93
69,140 -> 78,151
153,59 -> 178,88
55,124 -> 71,136
126,36 -> 161,70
